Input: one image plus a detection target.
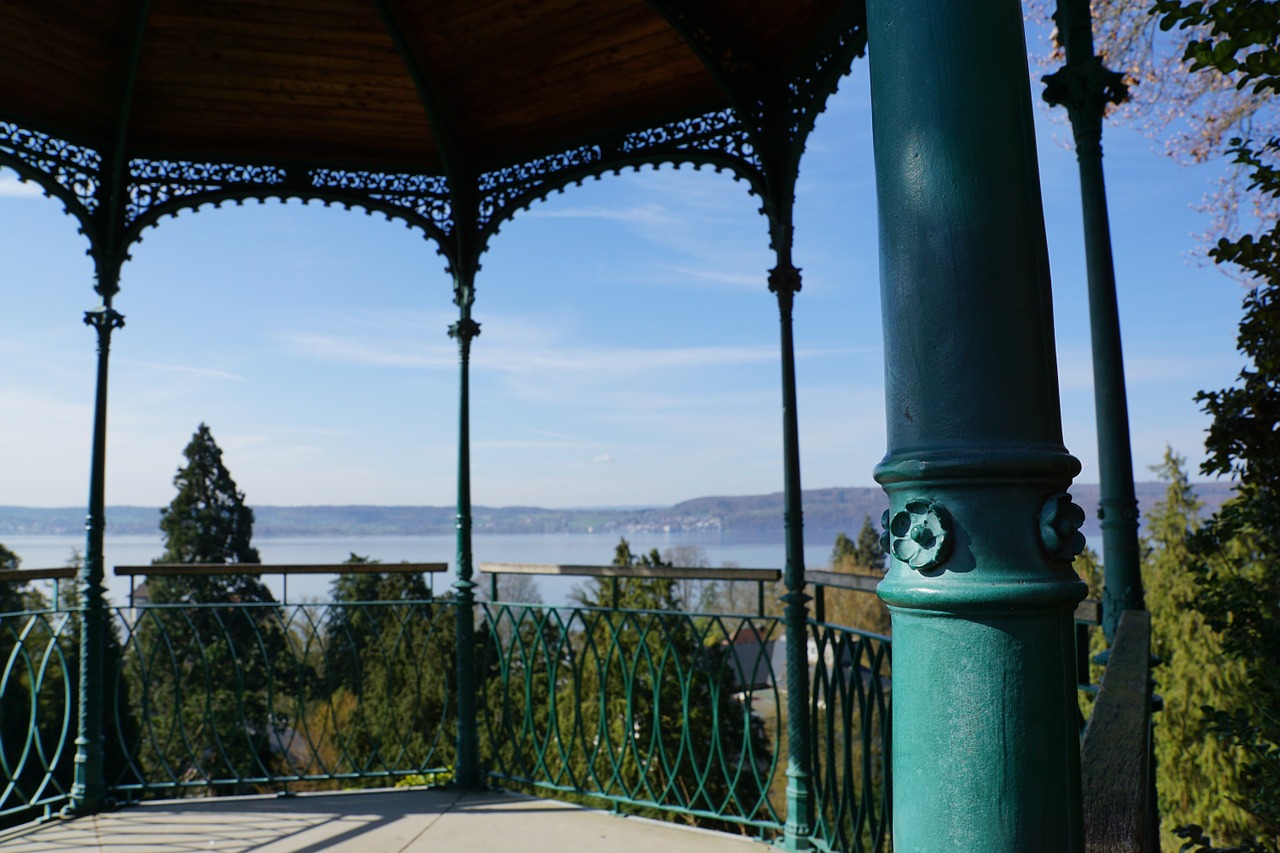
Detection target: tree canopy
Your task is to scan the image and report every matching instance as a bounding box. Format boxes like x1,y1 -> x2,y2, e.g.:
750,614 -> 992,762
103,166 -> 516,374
157,423 -> 260,567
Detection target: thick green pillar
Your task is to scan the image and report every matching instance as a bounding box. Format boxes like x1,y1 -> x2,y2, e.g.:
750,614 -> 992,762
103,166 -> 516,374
449,276 -> 482,789
866,0 -> 1088,848
70,288 -> 124,815
1043,0 -> 1144,642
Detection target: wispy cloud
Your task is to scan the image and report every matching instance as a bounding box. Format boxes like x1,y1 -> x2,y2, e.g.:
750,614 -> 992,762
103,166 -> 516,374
117,359 -> 245,381
592,454 -> 614,464
279,332 -> 454,369
525,203 -> 672,226
0,174 -> 41,199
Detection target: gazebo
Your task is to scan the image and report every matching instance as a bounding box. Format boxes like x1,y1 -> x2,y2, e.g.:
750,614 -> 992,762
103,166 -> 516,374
0,2 -> 1153,851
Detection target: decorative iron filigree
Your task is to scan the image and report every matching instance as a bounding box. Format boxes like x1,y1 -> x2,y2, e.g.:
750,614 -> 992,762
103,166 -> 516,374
126,159 -> 287,226
312,168 -> 453,235
0,121 -> 102,213
618,107 -> 758,169
785,9 -> 868,152
477,109 -> 762,239
477,143 -> 604,231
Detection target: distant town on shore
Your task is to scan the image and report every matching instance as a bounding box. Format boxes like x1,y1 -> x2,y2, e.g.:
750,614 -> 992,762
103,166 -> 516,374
0,482 -> 1235,542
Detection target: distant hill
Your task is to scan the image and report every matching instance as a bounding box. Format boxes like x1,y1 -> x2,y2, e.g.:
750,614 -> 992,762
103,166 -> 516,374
0,481 -> 1235,541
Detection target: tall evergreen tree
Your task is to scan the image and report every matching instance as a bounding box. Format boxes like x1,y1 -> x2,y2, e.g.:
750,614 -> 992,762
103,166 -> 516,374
129,424 -> 287,793
1143,450 -> 1253,842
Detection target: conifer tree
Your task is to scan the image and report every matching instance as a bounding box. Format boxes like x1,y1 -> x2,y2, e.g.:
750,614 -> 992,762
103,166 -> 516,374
131,424 -> 286,792
1143,450 -> 1253,841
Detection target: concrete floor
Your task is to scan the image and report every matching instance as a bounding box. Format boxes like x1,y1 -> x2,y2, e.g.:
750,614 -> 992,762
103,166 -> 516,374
0,788 -> 772,853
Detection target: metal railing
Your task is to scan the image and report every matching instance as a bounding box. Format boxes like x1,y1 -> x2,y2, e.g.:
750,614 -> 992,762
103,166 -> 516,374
478,562 -> 787,834
0,573 -> 75,825
806,571 -> 893,853
2,558 -> 1139,851
105,562 -> 453,797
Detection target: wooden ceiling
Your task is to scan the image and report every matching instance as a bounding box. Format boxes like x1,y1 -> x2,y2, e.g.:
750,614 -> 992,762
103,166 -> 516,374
0,0 -> 847,175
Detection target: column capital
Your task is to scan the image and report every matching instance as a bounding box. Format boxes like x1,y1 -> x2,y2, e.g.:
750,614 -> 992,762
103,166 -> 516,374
83,305 -> 125,333
448,317 -> 481,342
768,263 -> 802,296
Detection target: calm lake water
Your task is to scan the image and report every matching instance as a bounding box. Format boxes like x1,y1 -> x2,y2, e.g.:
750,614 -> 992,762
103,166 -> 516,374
3,531 -> 840,608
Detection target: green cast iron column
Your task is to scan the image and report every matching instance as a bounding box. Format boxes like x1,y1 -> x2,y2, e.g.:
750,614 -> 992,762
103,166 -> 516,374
449,279 -> 482,789
70,287 -> 124,815
1043,0 -> 1144,642
771,261 -> 813,851
866,0 -> 1088,847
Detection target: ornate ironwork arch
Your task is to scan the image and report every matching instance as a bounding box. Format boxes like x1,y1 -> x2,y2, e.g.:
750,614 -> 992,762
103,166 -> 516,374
473,108 -> 768,255
119,160 -> 456,274
0,124 -> 103,263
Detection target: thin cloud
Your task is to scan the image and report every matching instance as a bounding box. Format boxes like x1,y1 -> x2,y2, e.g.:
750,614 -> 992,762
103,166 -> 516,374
525,203 -> 672,225
592,454 -> 614,464
117,359 -> 245,381
280,332 -> 454,369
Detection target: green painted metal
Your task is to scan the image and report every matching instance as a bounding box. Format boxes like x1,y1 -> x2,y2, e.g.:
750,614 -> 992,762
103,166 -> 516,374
865,0 -> 1088,847
449,290 -> 482,790
70,297 -> 124,816
808,617 -> 892,853
771,262 -> 815,851
480,599 -> 784,832
1043,0 -> 1144,643
108,597 -> 455,794
0,601 -> 75,823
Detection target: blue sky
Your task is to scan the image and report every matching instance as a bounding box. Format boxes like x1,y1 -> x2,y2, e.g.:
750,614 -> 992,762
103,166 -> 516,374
0,57 -> 1247,510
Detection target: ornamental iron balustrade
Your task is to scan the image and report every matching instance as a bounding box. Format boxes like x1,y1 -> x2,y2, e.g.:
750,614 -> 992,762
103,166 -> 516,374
0,563 -> 1131,851
108,597 -> 458,797
0,593 -> 75,826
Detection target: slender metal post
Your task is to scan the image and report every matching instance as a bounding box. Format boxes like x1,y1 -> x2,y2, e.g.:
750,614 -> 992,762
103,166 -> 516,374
449,292 -> 482,789
1043,0 -> 1144,643
70,294 -> 124,814
866,0 -> 1088,846
771,261 -> 813,851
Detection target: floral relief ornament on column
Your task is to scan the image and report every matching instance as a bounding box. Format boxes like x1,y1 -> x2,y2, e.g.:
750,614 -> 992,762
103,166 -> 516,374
881,499 -> 953,571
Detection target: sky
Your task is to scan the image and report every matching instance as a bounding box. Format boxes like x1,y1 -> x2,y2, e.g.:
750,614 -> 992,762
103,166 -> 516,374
0,40 -> 1249,511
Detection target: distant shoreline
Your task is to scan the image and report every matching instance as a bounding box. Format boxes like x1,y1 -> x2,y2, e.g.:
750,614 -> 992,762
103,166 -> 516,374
0,481 -> 1235,541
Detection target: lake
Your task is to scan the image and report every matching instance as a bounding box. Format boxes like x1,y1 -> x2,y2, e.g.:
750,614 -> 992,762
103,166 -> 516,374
3,530 -> 842,608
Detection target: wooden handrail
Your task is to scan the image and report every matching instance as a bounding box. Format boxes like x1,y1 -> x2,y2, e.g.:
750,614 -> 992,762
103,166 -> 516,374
115,562 -> 448,577
1082,609 -> 1154,853
478,562 -> 780,582
0,568 -> 77,582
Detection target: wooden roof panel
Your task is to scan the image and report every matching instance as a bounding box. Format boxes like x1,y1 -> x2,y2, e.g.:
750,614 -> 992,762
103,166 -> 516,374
0,0 -> 852,172
0,0 -> 134,141
403,0 -> 721,165
128,0 -> 436,168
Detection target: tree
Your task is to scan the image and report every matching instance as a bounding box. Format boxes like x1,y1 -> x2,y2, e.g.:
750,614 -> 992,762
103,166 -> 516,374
322,556 -> 454,781
1143,450 -> 1253,842
155,422 -> 260,575
830,517 -> 885,572
1159,23 -> 1280,843
1025,0 -> 1279,248
551,539 -> 774,828
130,424 -> 287,794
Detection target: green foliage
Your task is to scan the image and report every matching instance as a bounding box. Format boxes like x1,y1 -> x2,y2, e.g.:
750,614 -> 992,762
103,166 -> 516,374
133,425 -> 288,793
827,530 -> 890,636
1144,450 -> 1255,841
553,539 -> 773,827
831,517 -> 886,574
324,555 -> 454,777
157,423 -> 260,567
1153,0 -> 1280,96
